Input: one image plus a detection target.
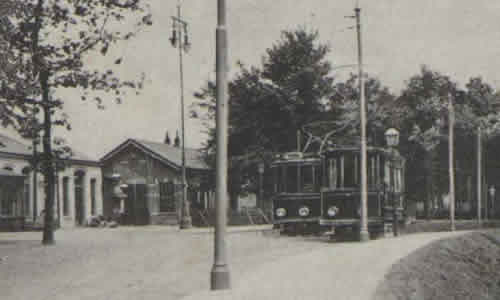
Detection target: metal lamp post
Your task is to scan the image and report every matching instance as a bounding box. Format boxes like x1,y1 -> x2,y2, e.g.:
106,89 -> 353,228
170,3 -> 192,229
211,0 -> 231,290
385,128 -> 400,237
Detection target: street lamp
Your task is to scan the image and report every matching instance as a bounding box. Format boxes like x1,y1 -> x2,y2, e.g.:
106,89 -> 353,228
385,128 -> 400,237
170,3 -> 192,229
385,128 -> 400,147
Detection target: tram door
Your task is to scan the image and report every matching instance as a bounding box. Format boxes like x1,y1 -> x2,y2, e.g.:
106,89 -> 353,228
74,174 -> 85,226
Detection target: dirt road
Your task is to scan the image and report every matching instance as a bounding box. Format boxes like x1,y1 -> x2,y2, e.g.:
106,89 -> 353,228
0,227 -> 470,300
0,226 -> 326,300
182,231 -> 469,300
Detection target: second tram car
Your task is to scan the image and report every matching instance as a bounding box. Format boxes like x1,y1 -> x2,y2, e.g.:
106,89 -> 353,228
271,145 -> 405,238
319,146 -> 405,237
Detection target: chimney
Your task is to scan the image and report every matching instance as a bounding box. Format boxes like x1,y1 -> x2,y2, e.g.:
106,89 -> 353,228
164,131 -> 171,145
174,130 -> 180,147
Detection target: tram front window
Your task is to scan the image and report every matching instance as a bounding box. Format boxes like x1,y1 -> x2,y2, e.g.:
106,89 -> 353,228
301,165 -> 314,193
286,165 -> 298,193
274,167 -> 285,193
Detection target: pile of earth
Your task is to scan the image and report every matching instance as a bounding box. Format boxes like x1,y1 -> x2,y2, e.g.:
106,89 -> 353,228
373,230 -> 500,300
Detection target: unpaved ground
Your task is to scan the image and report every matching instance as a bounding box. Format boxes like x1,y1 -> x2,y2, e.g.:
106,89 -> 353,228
0,227 -> 327,300
1,227 -> 479,300
374,230 -> 500,300
182,231 -> 468,300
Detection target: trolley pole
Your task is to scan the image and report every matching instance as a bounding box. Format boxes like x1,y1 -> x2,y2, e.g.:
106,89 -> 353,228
211,0 -> 231,290
448,93 -> 456,231
355,6 -> 370,242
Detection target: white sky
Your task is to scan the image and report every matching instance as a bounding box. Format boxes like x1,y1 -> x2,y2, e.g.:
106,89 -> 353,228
4,0 -> 500,160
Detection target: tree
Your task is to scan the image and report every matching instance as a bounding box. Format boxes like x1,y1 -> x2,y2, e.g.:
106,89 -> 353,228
327,73 -> 396,146
396,66 -> 461,219
0,0 -> 152,244
193,28 -> 335,205
462,77 -> 500,220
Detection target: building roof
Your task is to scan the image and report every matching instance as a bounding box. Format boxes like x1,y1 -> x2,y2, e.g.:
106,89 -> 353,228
0,168 -> 23,177
0,133 -> 98,165
100,138 -> 210,171
0,133 -> 31,156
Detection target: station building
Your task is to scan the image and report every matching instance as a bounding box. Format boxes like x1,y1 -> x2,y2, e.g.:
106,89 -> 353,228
100,137 -> 213,226
0,134 -> 102,230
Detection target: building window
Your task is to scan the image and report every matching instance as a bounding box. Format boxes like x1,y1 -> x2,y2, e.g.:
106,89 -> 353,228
63,177 -> 69,216
90,179 -> 96,215
0,187 -> 10,216
159,182 -> 176,212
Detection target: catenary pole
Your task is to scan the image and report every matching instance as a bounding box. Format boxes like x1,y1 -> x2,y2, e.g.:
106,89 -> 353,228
448,93 -> 455,231
211,0 -> 231,290
477,126 -> 482,225
355,5 -> 369,242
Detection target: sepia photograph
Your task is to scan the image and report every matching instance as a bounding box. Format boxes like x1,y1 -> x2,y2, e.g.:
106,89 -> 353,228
1,1 -> 500,299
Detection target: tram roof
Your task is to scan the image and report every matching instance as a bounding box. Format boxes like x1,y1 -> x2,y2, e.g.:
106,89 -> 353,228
323,146 -> 386,153
271,151 -> 321,166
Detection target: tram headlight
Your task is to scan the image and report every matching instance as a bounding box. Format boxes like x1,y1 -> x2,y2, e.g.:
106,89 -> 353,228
298,206 -> 310,217
275,208 -> 287,217
327,206 -> 339,217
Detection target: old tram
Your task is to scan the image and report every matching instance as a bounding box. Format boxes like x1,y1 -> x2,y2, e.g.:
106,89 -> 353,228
270,151 -> 323,234
319,145 -> 405,238
271,145 -> 406,237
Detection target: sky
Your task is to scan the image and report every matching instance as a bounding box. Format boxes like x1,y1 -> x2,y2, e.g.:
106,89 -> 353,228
4,0 -> 500,160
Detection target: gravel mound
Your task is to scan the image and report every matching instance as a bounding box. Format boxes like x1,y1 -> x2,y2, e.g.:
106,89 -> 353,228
374,230 -> 500,300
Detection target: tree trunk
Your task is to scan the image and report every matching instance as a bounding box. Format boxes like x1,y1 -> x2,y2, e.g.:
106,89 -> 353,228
41,70 -> 55,245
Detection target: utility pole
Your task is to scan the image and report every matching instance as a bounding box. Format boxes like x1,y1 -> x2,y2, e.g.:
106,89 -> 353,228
448,93 -> 455,231
32,135 -> 38,222
170,2 -> 192,229
477,126 -> 482,225
355,5 -> 369,242
211,0 -> 231,290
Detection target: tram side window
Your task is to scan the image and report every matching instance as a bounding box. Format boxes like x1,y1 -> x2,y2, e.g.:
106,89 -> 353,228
327,158 -> 338,189
368,155 -> 377,186
314,165 -> 322,192
344,154 -> 356,188
286,165 -> 298,193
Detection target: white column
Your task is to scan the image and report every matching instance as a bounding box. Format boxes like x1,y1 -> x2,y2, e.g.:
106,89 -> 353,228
37,173 -> 44,217
28,171 -> 35,220
96,177 -> 103,215
83,175 -> 90,220
56,174 -> 62,226
68,174 -> 75,223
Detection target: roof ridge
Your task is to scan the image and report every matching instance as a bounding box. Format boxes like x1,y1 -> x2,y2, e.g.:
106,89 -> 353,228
133,138 -> 202,152
0,133 -> 30,147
